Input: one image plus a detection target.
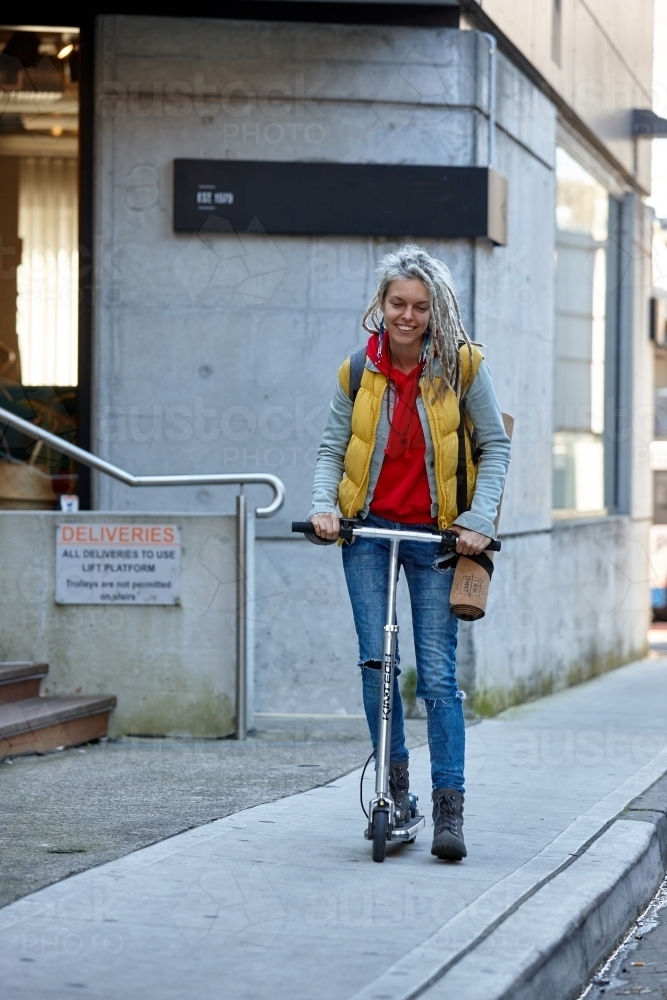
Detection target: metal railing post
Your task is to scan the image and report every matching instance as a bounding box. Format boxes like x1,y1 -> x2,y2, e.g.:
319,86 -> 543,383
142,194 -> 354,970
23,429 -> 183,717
245,506 -> 255,731
235,491 -> 247,741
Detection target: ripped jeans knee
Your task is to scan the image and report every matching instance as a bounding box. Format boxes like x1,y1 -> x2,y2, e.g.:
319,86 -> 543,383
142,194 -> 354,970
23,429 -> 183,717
360,659 -> 402,678
431,556 -> 456,576
420,690 -> 466,708
358,658 -> 408,763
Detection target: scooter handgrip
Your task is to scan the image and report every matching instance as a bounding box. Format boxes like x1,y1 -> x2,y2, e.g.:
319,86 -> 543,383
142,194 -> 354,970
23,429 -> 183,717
292,521 -> 316,534
440,531 -> 501,552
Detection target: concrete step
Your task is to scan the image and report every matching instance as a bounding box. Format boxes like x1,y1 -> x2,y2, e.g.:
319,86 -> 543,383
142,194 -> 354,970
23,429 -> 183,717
0,661 -> 48,703
0,695 -> 117,760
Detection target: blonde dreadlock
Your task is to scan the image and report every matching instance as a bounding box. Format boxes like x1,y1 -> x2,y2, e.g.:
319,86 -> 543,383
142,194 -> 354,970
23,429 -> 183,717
362,244 -> 472,400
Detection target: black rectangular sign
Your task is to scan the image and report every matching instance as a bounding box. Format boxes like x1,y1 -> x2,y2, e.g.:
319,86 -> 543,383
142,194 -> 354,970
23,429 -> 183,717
173,160 -> 507,245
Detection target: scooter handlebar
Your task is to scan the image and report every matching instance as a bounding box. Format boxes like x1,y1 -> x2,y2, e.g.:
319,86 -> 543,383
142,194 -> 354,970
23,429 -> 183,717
440,530 -> 501,552
291,520 -> 355,540
441,529 -> 501,552
292,521 -> 316,534
291,521 -> 500,550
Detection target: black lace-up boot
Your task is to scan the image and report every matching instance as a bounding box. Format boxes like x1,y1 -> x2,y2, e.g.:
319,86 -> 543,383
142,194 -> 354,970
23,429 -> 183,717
389,760 -> 411,826
431,788 -> 467,860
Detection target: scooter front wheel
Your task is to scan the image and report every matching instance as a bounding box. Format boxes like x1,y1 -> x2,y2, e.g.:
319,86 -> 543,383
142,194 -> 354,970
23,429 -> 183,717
372,810 -> 388,862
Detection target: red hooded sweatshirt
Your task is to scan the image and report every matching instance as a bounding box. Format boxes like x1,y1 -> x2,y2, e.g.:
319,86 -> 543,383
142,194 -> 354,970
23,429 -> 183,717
366,333 -> 436,524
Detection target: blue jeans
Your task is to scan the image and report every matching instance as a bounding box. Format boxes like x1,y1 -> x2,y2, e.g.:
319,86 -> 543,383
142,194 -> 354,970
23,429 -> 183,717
342,513 -> 465,793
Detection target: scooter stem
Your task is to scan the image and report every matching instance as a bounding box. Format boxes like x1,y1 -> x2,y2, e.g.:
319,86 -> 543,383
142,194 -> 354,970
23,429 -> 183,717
375,538 -> 400,800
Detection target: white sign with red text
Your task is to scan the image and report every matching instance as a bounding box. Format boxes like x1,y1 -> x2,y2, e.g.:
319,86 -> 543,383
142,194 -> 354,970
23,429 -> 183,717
55,523 -> 181,605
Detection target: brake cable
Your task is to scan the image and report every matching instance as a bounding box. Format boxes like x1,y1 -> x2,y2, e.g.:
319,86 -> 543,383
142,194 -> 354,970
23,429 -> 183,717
359,750 -> 375,818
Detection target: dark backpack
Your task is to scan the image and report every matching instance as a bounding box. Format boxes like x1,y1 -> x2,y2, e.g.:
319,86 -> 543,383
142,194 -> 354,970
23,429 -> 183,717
348,347 -> 367,403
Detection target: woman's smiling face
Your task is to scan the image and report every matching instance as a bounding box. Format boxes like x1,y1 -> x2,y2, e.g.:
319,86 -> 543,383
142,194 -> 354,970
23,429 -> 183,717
382,278 -> 431,350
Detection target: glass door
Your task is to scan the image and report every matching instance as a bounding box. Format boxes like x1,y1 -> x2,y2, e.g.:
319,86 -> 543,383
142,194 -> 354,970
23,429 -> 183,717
0,26 -> 80,509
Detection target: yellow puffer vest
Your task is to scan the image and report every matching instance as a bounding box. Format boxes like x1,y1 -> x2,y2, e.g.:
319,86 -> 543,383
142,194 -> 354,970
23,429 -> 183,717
337,344 -> 484,530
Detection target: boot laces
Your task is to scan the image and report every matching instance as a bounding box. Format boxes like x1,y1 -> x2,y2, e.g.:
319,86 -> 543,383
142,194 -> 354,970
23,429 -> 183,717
390,765 -> 409,821
436,794 -> 459,834
390,766 -> 408,796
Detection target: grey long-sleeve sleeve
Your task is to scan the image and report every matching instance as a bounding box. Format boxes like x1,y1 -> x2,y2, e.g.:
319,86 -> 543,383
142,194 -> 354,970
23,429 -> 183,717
452,361 -> 511,538
308,380 -> 353,518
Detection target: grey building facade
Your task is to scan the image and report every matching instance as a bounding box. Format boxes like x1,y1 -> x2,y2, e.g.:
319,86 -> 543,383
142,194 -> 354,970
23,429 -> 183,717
0,2 -> 648,722
81,3 -> 654,718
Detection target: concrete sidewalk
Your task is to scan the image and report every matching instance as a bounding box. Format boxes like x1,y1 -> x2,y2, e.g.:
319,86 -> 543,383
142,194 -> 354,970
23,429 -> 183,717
2,658 -> 667,1000
0,714 -> 427,909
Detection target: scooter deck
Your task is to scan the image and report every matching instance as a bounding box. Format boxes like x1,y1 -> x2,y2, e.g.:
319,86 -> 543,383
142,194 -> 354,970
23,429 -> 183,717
389,814 -> 426,842
364,814 -> 426,843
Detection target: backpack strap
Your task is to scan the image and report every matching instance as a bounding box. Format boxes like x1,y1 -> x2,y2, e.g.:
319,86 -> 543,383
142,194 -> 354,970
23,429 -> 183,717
348,347 -> 368,402
455,342 -> 484,515
456,401 -> 482,516
456,403 -> 469,516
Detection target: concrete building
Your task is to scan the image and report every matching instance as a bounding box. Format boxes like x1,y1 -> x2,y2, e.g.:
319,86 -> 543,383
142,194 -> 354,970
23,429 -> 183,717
0,2 -> 656,726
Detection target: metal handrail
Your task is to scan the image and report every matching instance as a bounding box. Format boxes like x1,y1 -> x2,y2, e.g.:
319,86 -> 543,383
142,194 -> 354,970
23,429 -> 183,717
0,405 -> 284,517
0,404 -> 287,740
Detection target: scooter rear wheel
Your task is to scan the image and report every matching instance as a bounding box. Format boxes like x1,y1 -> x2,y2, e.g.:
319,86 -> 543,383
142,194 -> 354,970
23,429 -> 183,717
372,810 -> 388,862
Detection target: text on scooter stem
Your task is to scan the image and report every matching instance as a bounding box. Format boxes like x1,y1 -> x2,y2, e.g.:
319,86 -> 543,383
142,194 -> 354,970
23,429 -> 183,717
382,654 -> 393,721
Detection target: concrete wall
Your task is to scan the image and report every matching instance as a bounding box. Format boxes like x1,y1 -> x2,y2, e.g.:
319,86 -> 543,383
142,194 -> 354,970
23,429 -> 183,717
92,16 -> 555,531
468,516 -> 649,714
90,15 -> 651,718
466,0 -> 654,192
0,512 -> 238,737
256,516 -> 649,716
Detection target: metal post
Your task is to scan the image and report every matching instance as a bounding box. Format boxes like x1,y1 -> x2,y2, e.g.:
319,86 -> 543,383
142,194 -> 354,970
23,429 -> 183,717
375,538 -> 400,798
481,32 -> 497,169
235,491 -> 247,741
245,506 -> 255,732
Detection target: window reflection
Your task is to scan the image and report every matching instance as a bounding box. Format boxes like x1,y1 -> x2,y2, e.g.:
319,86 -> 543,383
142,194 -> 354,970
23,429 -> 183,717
552,148 -> 610,513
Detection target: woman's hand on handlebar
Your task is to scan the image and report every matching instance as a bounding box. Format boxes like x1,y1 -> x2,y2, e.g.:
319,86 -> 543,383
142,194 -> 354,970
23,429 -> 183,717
310,512 -> 340,541
450,526 -> 492,556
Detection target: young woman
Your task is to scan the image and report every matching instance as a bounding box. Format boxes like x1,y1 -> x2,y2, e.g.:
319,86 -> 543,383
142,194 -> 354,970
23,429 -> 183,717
308,245 -> 510,861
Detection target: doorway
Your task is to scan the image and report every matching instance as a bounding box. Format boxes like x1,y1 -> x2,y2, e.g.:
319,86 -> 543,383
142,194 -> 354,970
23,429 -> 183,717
0,25 -> 80,509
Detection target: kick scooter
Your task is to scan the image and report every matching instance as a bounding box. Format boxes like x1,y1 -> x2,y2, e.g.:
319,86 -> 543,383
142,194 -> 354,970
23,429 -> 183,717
292,519 -> 500,862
